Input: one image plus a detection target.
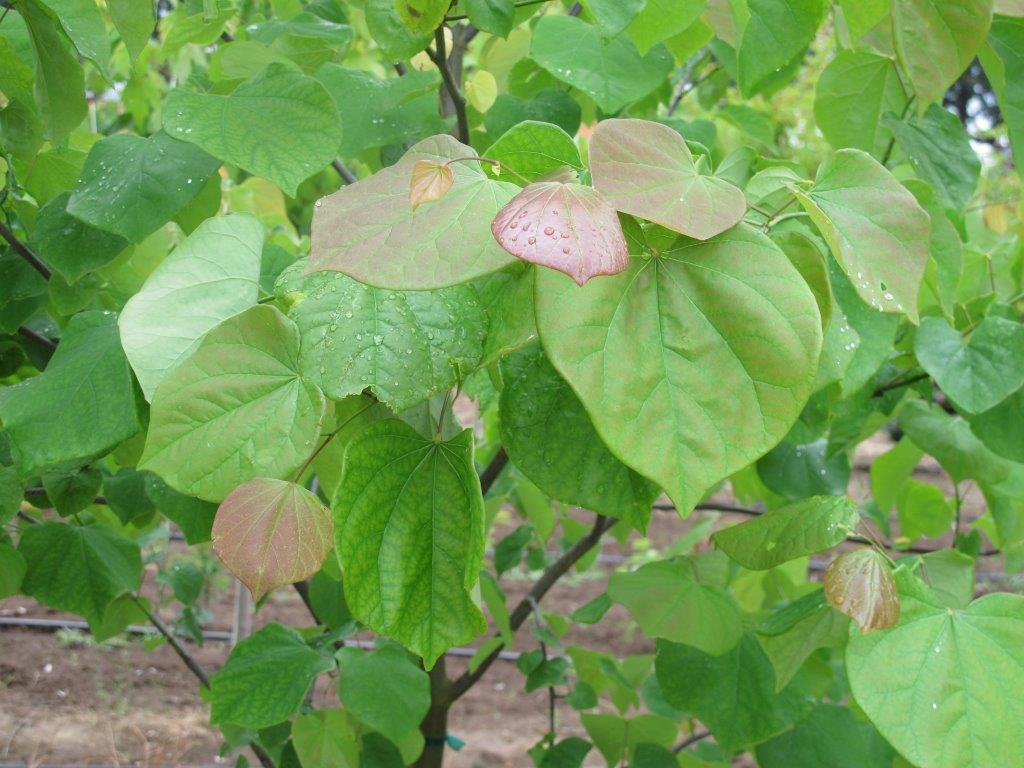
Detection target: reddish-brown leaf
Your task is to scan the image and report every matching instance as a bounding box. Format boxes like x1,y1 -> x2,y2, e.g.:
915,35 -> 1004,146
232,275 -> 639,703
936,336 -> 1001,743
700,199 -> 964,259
490,181 -> 628,285
212,478 -> 333,600
824,548 -> 900,633
409,160 -> 454,210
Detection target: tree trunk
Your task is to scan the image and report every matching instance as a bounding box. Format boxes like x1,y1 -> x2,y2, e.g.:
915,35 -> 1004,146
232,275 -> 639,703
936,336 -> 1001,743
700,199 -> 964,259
415,657 -> 452,768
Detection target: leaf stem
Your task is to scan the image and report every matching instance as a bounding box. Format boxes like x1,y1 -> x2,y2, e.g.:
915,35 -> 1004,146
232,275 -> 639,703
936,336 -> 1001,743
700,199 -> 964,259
445,154 -> 532,184
331,158 -> 357,185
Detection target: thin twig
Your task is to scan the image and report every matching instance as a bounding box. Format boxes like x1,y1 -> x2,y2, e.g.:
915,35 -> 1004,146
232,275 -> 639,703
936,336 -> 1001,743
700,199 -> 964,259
667,52 -> 711,117
331,159 -> 357,185
672,730 -> 711,753
449,514 -> 615,701
0,220 -> 51,280
426,30 -> 470,144
133,597 -> 211,688
873,371 -> 929,397
479,448 -> 509,494
18,326 -> 56,351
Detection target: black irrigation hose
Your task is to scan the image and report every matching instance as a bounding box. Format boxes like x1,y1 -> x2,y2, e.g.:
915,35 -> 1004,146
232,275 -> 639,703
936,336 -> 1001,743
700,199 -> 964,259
0,617 -> 522,661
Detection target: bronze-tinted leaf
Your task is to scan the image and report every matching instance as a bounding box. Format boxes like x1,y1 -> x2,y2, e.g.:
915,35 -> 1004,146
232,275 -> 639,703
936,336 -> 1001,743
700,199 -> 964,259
490,181 -> 628,285
409,160 -> 454,210
824,549 -> 900,633
212,478 -> 333,600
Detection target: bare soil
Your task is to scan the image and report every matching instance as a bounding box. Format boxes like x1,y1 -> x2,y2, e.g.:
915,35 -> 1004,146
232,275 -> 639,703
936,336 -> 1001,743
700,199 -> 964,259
0,434 -> 1005,767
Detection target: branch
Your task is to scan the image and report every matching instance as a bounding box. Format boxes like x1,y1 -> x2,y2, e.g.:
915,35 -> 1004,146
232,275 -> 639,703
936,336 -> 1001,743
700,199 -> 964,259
479,447 -> 508,494
444,0 -> 555,21
449,513 -> 615,701
873,371 -> 929,397
18,325 -> 57,352
135,598 -> 276,768
331,159 -> 357,185
0,219 -> 51,280
667,51 -> 712,116
426,30 -> 470,144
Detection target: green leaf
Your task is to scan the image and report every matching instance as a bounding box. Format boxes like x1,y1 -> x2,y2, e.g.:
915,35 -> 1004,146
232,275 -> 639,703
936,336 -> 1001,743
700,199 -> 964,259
985,16 -> 1024,173
757,440 -> 852,500
163,63 -> 341,197
0,543 -> 27,599
158,561 -> 203,605
212,478 -> 333,600
394,0 -> 447,34
589,118 -> 747,240
119,215 -> 263,401
140,305 -> 327,502
918,549 -> 975,609
337,644 -> 430,743
485,90 -> 582,140
0,311 -> 141,476
537,737 -> 592,768
104,467 -> 157,524
712,496 -> 859,570
900,399 -> 1024,497
797,149 -> 931,321
19,522 -> 141,623
655,634 -> 811,753
334,420 -> 486,667
466,0 -> 515,37
41,466 -> 103,516
30,192 -> 129,284
530,15 -> 673,113
579,0 -> 646,36
814,51 -> 907,157
837,0 -> 888,42
499,347 -> 658,528
276,261 -> 485,411
968,388 -> 1024,463
145,474 -> 218,545
107,0 -> 156,61
908,180 -> 963,317
914,315 -> 1024,414
483,120 -> 582,183
475,264 -> 538,366
535,225 -> 822,513
19,0 -> 87,141
607,558 -> 742,653
847,592 -> 1024,768
309,134 -> 518,290
824,549 -> 900,632
37,0 -> 110,78
292,709 -> 360,768
210,622 -> 334,728
884,104 -> 981,211
626,0 -> 706,55
892,0 -> 994,109
897,480 -> 954,540
755,704 -> 897,768
738,0 -> 825,97
757,593 -> 848,691
365,0 -> 432,60
870,438 -> 924,513
580,713 -> 677,766
67,131 -> 223,244
315,65 -> 444,157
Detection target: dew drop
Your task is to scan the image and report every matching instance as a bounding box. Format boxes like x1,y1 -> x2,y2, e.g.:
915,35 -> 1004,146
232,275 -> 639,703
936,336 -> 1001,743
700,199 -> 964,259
543,226 -> 554,236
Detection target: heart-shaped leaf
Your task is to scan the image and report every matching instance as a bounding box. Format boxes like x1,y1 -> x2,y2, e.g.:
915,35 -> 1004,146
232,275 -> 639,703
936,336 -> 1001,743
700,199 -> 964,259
796,149 -> 930,321
310,134 -> 519,290
589,119 -> 747,241
213,478 -> 333,600
163,63 -> 341,196
140,305 -> 327,502
491,181 -> 628,285
914,315 -> 1024,414
847,592 -> 1024,768
824,549 -> 899,633
535,225 -> 822,512
409,160 -> 453,210
530,15 -> 673,113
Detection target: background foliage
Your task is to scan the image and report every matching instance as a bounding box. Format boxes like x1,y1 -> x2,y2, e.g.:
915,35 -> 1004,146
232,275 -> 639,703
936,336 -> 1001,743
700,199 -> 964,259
1,0 -> 1024,767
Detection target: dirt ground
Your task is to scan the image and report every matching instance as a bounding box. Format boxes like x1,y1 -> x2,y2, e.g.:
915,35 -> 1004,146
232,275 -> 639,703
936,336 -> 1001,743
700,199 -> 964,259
0,434 -> 1007,767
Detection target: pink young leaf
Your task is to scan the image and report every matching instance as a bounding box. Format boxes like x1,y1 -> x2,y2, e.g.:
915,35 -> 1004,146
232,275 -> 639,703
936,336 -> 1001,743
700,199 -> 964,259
490,181 -> 628,286
212,478 -> 333,600
410,160 -> 454,210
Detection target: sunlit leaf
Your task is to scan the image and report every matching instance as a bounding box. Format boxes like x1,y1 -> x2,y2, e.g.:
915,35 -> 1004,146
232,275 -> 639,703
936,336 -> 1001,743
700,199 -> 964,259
310,134 -> 518,289
589,118 -> 746,240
